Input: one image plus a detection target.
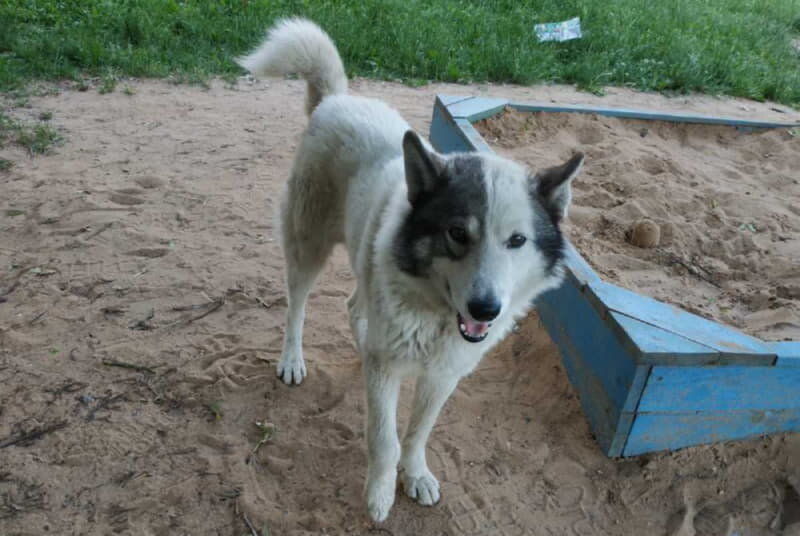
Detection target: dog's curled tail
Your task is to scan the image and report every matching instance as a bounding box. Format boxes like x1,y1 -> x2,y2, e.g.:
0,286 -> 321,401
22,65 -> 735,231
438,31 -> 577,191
236,18 -> 347,115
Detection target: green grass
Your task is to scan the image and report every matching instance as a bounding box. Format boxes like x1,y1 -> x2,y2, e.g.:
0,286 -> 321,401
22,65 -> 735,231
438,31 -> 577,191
1,0 -> 799,104
0,110 -> 62,154
98,71 -> 118,94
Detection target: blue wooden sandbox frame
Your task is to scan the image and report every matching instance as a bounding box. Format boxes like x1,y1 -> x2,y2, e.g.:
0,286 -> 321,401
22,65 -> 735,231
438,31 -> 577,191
429,95 -> 800,457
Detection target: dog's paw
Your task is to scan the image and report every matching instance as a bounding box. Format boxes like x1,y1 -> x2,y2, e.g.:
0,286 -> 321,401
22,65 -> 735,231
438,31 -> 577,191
366,477 -> 396,522
276,352 -> 306,386
402,469 -> 440,506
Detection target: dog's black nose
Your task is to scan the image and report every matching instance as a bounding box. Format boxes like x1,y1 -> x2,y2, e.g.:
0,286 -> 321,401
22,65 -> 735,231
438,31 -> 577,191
467,298 -> 501,322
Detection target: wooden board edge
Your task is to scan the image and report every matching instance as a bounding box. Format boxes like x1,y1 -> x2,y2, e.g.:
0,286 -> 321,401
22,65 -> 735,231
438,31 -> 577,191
623,408 -> 800,456
768,342 -> 800,367
436,94 -> 475,107
446,96 -> 510,122
454,118 -> 494,153
536,276 -> 641,456
585,280 -> 776,366
430,98 -> 477,153
562,242 -> 602,288
607,365 -> 652,457
605,311 -> 726,366
507,102 -> 800,129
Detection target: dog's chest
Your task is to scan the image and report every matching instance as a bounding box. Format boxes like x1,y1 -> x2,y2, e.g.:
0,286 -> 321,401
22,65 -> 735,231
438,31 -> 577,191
373,308 -> 487,375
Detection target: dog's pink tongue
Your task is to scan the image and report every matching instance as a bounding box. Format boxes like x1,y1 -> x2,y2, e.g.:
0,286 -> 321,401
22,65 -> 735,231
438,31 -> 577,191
463,317 -> 489,338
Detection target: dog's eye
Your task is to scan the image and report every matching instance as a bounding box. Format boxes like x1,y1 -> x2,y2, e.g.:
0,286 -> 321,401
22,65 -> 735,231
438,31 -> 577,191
448,226 -> 468,244
507,234 -> 527,249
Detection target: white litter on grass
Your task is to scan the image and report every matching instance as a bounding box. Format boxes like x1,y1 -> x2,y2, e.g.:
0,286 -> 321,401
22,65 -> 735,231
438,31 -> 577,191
535,17 -> 582,42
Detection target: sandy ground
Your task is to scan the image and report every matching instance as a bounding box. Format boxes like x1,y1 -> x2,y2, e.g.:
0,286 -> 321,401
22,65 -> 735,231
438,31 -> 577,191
476,109 -> 800,341
1,78 -> 799,536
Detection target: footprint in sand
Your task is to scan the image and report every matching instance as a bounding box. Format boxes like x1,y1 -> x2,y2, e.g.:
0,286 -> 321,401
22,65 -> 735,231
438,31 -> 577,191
115,187 -> 145,196
299,367 -> 346,417
782,480 -> 800,534
134,175 -> 165,189
125,248 -> 169,258
691,481 -> 783,535
109,192 -> 145,205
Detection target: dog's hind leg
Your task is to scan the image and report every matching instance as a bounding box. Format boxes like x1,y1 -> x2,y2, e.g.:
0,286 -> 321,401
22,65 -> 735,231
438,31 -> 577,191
346,286 -> 368,354
400,373 -> 460,506
277,167 -> 337,385
364,360 -> 402,522
278,233 -> 330,385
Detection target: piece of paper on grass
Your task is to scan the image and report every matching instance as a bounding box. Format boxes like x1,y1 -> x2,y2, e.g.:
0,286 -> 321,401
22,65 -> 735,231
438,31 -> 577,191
535,17 -> 582,43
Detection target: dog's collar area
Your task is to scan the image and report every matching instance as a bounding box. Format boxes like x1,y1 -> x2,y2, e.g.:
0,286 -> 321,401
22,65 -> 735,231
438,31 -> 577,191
457,313 -> 490,343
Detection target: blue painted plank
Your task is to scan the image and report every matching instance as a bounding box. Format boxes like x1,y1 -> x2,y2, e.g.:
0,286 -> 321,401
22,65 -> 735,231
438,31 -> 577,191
447,96 -> 509,121
563,242 -> 601,288
608,312 -> 721,364
455,118 -> 494,153
769,342 -> 800,367
624,409 -> 800,456
609,365 -> 651,456
436,94 -> 474,107
536,278 -> 639,456
779,357 -> 800,368
430,100 -> 475,154
587,280 -> 774,365
622,367 -> 651,414
509,102 -> 800,129
638,366 -> 800,412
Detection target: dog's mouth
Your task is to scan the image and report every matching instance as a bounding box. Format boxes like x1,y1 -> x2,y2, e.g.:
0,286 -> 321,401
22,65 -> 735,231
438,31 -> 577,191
457,313 -> 490,343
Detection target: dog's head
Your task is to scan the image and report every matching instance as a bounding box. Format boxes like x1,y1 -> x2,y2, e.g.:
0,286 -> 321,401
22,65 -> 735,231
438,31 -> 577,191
395,130 -> 583,343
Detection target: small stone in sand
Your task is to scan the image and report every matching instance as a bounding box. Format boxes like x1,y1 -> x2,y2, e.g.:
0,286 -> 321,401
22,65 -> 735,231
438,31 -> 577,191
629,219 -> 661,248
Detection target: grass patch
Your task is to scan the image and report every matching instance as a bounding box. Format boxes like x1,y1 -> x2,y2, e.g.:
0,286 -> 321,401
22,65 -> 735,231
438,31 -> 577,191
207,401 -> 223,421
0,0 -> 799,105
98,73 -> 118,95
0,110 -> 62,155
16,123 -> 61,154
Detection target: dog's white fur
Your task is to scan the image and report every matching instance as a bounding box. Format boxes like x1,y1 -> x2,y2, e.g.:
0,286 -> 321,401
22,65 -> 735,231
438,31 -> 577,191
238,18 -> 581,522
238,18 -> 347,115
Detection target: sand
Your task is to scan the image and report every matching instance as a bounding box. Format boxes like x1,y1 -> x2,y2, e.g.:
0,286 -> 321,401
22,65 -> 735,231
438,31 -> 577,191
1,79 -> 799,535
476,109 -> 800,342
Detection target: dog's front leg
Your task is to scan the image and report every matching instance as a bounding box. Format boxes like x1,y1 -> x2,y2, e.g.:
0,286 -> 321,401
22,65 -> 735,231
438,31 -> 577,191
400,372 -> 459,506
364,360 -> 402,522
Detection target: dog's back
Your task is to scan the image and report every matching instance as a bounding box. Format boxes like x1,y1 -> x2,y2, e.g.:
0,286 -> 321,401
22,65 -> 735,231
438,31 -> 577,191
238,18 -> 412,279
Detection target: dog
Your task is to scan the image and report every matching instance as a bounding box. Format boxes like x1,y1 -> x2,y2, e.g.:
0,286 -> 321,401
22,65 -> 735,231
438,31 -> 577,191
237,18 -> 583,522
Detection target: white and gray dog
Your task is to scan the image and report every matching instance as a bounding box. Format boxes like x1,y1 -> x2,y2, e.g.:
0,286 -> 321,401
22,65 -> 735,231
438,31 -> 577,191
238,18 -> 583,522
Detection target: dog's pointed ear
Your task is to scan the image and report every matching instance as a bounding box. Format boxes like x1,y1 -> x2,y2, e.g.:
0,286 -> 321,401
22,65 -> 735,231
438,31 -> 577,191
403,130 -> 444,205
532,152 -> 584,223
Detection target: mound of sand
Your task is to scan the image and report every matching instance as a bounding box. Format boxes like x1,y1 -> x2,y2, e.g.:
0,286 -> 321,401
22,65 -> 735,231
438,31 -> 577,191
1,79 -> 798,535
